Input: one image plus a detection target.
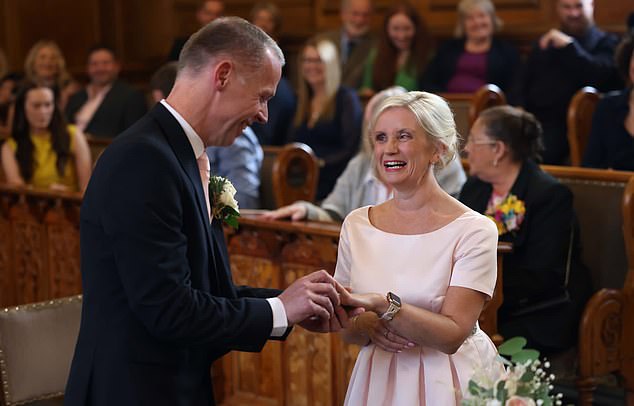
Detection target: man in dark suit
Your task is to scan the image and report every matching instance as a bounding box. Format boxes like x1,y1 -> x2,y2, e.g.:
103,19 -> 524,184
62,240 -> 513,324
65,17 -> 354,405
66,45 -> 147,138
318,0 -> 375,89
510,0 -> 621,165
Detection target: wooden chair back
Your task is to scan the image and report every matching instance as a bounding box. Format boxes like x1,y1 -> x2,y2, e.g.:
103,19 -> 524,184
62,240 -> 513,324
567,87 -> 600,167
259,146 -> 283,209
0,295 -> 82,406
271,142 -> 319,208
469,84 -> 507,128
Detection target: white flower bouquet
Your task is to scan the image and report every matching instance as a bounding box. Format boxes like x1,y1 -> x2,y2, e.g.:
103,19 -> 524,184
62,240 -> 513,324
462,337 -> 563,406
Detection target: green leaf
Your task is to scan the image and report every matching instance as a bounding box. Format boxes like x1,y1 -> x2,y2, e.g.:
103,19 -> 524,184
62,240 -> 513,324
512,349 -> 540,364
468,380 -> 486,396
498,337 -> 527,356
225,216 -> 239,229
496,380 -> 507,402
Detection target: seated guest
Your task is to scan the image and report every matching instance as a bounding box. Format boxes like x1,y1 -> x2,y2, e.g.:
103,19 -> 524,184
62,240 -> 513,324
421,0 -> 519,93
264,86 -> 466,222
168,0 -> 224,61
1,83 -> 91,192
66,45 -> 147,138
583,34 -> 634,170
0,73 -> 21,135
249,2 -> 296,146
250,2 -> 282,40
206,128 -> 263,209
149,62 -> 179,104
150,62 -> 264,209
460,105 -> 592,355
24,40 -> 79,111
509,0 -> 621,164
288,38 -> 363,200
318,0 -> 376,89
360,1 -> 431,94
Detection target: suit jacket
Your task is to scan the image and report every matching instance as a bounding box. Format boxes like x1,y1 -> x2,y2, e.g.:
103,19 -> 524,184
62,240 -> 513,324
582,87 -> 634,170
288,86 -> 362,200
319,29 -> 376,89
459,160 -> 591,353
65,80 -> 148,138
421,37 -> 520,93
65,104 -> 284,405
508,26 -> 621,164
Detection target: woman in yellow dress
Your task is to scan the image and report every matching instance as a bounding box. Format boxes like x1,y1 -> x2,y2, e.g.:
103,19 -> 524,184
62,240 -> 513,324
1,82 -> 91,192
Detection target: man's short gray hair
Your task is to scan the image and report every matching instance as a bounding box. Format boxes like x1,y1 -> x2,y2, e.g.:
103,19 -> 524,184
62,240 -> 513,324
178,16 -> 284,74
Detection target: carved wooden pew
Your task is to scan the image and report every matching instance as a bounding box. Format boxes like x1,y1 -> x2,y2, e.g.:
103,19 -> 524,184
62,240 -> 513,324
218,212 -> 511,405
575,175 -> 634,405
0,185 -> 82,308
538,166 -> 633,404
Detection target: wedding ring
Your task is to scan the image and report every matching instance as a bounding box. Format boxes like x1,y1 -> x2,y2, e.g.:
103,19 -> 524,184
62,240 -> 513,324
384,330 -> 389,339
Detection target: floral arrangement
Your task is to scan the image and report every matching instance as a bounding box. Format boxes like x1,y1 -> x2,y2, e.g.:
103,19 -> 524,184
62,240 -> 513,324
462,337 -> 562,406
209,176 -> 240,228
486,194 -> 526,236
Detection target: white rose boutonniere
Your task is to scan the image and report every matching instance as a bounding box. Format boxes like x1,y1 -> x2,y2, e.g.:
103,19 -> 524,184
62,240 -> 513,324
209,176 -> 240,228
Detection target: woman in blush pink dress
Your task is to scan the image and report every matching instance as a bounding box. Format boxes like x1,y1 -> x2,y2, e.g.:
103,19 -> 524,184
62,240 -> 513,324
337,91 -> 504,405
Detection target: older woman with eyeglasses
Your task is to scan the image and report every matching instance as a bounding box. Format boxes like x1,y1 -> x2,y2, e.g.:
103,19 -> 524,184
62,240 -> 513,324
459,105 -> 592,355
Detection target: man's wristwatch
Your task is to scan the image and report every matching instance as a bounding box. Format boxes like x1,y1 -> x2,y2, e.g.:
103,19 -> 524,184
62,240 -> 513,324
379,292 -> 401,321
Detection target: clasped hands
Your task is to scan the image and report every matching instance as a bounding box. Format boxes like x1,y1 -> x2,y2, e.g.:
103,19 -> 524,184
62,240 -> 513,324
278,272 -> 415,352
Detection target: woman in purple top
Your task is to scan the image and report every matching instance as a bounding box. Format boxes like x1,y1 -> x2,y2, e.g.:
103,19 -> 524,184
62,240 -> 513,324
421,0 -> 519,93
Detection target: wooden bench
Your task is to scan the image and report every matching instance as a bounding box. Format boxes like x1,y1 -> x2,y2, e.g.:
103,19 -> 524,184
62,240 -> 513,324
538,165 -> 632,404
0,185 -> 83,308
575,175 -> 634,405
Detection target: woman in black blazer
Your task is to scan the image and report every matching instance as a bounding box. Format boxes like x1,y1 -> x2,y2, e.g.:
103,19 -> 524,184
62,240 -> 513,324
459,106 -> 592,355
421,0 -> 519,93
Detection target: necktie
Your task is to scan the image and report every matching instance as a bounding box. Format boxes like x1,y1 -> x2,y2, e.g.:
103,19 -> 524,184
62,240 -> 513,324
197,152 -> 211,222
346,40 -> 357,62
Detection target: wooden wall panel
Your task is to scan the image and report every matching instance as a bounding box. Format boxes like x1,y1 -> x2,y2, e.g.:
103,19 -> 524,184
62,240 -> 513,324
0,0 -> 100,73
0,0 -> 630,91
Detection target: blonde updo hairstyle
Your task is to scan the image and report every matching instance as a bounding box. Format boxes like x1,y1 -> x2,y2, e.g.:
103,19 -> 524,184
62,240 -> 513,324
369,91 -> 459,169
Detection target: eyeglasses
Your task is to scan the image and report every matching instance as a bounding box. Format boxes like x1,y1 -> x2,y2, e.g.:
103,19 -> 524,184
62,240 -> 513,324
301,57 -> 323,65
465,137 -> 497,147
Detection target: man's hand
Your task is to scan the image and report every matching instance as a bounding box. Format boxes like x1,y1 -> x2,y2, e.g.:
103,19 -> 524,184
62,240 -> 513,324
539,29 -> 573,50
278,270 -> 341,325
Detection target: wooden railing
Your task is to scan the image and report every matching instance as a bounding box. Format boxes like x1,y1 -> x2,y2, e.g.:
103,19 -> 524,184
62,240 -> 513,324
0,184 -> 82,307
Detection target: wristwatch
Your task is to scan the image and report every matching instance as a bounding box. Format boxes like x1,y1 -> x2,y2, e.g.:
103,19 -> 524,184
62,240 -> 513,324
380,292 -> 401,321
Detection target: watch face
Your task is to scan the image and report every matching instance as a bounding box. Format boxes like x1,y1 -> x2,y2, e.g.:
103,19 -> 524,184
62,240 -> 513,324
388,292 -> 401,306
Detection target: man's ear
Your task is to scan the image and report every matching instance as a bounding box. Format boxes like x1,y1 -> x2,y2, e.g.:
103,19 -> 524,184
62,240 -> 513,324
214,60 -> 232,90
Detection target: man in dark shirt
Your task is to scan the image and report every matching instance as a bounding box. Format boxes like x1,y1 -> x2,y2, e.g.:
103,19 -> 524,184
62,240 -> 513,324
510,0 -> 621,165
66,46 -> 147,138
